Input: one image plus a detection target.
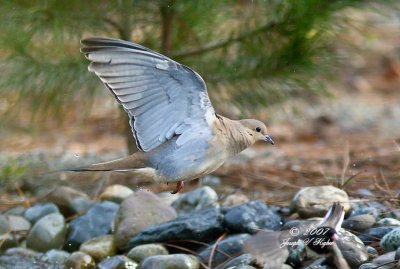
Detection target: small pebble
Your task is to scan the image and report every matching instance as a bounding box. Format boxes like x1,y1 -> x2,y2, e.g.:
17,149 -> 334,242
79,234 -> 116,262
380,227 -> 400,252
171,186 -> 219,216
64,251 -> 96,269
140,254 -> 199,269
126,244 -> 168,263
24,203 -> 59,224
97,255 -> 137,269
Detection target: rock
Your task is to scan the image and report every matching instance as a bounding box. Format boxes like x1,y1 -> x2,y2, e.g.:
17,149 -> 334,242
79,234 -> 116,262
224,200 -> 281,233
200,175 -> 221,187
140,254 -> 199,269
3,206 -> 26,216
114,191 -> 177,250
219,253 -> 256,269
0,248 -> 62,269
97,255 -> 137,269
336,229 -> 368,268
0,214 -> 10,233
3,215 -> 31,248
395,246 -> 400,260
64,251 -> 96,269
4,247 -> 38,257
198,234 -> 251,267
372,251 -> 395,265
99,184 -> 134,203
171,186 -> 219,216
24,203 -> 59,224
7,215 -> 31,232
0,214 -> 15,250
26,212 -> 66,252
126,244 -> 168,263
128,208 -> 224,250
221,193 -> 250,207
380,227 -> 400,252
291,185 -> 350,218
366,246 -> 378,259
350,201 -> 387,220
377,218 -> 400,227
65,201 -> 119,251
358,226 -> 398,244
44,249 -> 70,265
286,240 -> 306,267
342,214 -> 376,231
47,186 -> 92,216
358,263 -> 388,269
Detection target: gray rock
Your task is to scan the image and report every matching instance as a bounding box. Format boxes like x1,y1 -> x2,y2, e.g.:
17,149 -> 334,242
198,234 -> 251,267
64,251 -> 96,269
366,246 -> 378,259
44,249 -> 70,265
140,254 -> 199,269
65,201 -> 119,251
220,253 -> 256,269
99,184 -> 134,203
377,218 -> 400,227
114,191 -> 177,250
342,214 -> 376,231
7,215 -> 31,232
372,251 -> 395,265
24,202 -> 59,224
224,200 -> 281,233
0,248 -> 62,269
3,206 -> 26,216
97,255 -> 137,269
126,244 -> 168,263
171,186 -> 219,216
127,208 -> 224,250
0,215 -> 31,250
337,229 -> 368,269
26,212 -> 66,252
350,202 -> 386,220
47,186 -> 92,216
357,226 -> 398,244
221,193 -> 250,207
380,227 -> 400,252
4,247 -> 38,257
291,185 -> 350,218
200,175 -> 221,187
395,246 -> 400,260
286,239 -> 306,267
358,263 -> 389,269
79,234 -> 116,262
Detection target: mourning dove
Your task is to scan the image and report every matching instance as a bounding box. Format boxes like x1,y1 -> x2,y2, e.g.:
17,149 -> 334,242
72,38 -> 274,194
244,202 -> 350,269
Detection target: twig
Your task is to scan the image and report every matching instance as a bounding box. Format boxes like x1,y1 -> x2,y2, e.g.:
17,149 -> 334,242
208,232 -> 227,268
14,182 -> 30,208
341,142 -> 350,187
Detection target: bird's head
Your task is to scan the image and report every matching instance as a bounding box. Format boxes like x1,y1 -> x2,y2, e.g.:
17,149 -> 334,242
238,119 -> 274,145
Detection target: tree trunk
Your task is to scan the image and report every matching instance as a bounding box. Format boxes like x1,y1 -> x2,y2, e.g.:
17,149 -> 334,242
160,1 -> 175,56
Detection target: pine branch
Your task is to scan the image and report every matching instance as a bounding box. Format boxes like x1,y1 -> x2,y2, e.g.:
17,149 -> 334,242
172,21 -> 278,59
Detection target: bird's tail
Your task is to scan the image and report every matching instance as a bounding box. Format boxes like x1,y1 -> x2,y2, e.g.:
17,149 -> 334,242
319,202 -> 345,231
56,153 -> 148,173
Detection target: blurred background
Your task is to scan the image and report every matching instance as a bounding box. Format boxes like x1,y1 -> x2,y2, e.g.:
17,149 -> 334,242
0,0 -> 399,205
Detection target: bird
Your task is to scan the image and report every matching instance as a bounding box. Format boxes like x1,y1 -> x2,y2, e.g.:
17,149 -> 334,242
244,202 -> 350,269
71,37 -> 274,194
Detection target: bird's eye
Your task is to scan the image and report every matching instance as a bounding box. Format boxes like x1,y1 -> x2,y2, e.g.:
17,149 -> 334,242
255,127 -> 261,132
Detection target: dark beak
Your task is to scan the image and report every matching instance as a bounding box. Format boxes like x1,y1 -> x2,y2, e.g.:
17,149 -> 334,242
264,135 -> 275,145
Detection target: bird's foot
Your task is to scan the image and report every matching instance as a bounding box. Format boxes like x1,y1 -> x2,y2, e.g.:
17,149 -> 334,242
170,181 -> 184,194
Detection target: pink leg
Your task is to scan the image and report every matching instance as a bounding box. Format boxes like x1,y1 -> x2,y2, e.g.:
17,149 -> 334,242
170,180 -> 184,194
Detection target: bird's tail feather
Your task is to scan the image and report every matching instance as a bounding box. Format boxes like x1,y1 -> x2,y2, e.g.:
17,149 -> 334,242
52,153 -> 148,174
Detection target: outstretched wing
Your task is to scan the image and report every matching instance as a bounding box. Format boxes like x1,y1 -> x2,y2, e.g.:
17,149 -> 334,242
81,38 -> 216,152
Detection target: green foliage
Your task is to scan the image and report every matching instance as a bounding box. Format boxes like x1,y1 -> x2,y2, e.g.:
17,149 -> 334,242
0,157 -> 28,190
0,0 -> 378,124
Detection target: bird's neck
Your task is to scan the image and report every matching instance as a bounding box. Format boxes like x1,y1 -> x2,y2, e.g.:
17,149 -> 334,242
214,116 -> 255,154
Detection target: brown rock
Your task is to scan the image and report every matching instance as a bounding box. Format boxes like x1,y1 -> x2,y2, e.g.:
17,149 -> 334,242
114,191 -> 177,250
